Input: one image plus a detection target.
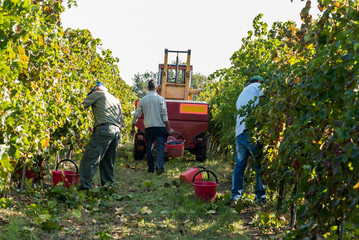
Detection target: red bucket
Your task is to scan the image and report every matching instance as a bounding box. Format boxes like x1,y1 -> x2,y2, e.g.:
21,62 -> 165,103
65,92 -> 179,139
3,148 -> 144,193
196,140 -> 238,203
16,168 -> 35,179
52,159 -> 79,189
192,170 -> 218,202
165,131 -> 185,158
180,166 -> 207,184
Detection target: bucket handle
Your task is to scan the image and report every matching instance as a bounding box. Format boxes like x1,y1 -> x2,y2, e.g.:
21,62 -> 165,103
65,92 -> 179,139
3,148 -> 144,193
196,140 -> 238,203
192,169 -> 218,184
172,131 -> 184,140
195,166 -> 210,181
56,158 -> 79,174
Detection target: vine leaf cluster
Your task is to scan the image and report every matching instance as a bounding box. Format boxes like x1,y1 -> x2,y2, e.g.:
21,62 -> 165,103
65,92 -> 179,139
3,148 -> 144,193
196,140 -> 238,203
199,0 -> 358,238
0,0 -> 136,192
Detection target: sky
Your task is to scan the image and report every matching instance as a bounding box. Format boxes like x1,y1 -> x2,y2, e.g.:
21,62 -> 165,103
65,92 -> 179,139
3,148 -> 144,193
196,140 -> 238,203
61,0 -> 319,86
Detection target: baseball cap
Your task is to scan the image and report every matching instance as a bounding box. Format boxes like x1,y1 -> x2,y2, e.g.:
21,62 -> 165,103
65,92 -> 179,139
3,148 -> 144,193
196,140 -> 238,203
87,81 -> 106,95
251,76 -> 264,82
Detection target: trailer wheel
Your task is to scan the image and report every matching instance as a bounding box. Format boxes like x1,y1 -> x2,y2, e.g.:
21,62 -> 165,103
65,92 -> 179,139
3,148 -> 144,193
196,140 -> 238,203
195,134 -> 208,162
134,133 -> 145,160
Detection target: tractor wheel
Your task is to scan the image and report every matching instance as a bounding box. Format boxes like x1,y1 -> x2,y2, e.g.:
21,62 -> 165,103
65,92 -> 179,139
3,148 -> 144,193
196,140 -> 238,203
134,133 -> 145,160
195,134 -> 208,162
164,152 -> 169,162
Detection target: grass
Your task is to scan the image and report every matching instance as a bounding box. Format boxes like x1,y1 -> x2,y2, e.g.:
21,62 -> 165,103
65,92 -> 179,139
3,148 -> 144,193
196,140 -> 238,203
0,143 -> 285,239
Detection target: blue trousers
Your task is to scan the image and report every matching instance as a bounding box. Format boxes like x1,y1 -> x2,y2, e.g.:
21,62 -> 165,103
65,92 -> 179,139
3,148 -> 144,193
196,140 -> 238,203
144,127 -> 168,172
231,131 -> 266,201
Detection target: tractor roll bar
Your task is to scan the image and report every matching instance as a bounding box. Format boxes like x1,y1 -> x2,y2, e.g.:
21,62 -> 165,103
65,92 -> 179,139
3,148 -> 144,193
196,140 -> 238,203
165,49 -> 191,55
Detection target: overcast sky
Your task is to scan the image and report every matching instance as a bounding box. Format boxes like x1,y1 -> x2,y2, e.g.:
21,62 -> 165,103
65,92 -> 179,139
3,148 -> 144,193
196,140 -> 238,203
61,0 -> 319,85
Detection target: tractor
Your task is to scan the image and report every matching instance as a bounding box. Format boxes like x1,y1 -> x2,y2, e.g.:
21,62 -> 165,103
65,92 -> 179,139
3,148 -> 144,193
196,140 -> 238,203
133,49 -> 209,162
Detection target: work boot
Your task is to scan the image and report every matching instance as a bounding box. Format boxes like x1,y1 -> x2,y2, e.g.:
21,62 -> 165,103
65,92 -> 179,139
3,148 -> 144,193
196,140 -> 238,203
255,196 -> 266,204
156,168 -> 164,175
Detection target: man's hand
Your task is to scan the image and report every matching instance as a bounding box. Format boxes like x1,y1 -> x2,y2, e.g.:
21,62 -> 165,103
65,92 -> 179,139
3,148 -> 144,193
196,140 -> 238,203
164,121 -> 174,135
130,127 -> 136,137
167,128 -> 174,136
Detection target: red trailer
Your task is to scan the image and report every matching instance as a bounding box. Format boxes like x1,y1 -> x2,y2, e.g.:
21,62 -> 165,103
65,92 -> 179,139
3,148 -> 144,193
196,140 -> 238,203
133,49 -> 209,161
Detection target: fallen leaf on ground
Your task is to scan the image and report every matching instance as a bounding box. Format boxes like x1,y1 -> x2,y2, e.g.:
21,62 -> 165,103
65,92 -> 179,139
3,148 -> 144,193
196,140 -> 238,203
141,206 -> 152,215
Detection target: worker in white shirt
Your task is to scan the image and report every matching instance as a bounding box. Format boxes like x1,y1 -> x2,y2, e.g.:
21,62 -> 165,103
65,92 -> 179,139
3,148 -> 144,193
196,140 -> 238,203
231,76 -> 266,203
131,79 -> 174,175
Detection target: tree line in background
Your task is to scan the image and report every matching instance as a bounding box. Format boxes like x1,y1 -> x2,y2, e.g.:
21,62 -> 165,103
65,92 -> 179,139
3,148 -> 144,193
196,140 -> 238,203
131,70 -> 209,99
199,0 -> 358,238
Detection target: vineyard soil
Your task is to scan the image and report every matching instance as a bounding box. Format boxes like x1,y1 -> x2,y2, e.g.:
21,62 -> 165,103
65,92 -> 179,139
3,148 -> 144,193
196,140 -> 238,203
0,144 -> 288,240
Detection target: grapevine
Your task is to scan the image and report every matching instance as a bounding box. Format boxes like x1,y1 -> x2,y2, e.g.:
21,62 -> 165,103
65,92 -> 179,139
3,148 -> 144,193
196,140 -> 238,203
200,0 -> 358,238
0,0 -> 136,193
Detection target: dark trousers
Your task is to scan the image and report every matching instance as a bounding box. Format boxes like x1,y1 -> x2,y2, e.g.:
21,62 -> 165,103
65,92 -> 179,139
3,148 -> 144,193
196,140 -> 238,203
79,124 -> 120,189
144,127 -> 168,172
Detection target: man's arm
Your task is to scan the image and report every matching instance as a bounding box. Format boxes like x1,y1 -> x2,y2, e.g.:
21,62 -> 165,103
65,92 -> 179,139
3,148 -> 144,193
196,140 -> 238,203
82,92 -> 99,109
159,98 -> 173,135
130,101 -> 143,136
130,122 -> 137,136
159,99 -> 170,121
164,121 -> 174,135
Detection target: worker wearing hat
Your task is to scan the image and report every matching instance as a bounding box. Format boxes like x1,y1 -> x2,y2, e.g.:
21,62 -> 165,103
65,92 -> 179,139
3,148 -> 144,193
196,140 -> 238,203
78,81 -> 124,190
231,76 -> 266,203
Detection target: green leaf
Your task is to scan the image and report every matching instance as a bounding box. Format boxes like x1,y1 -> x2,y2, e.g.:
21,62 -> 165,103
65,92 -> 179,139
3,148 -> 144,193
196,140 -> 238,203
1,153 -> 13,172
350,147 -> 359,159
341,53 -> 352,62
71,208 -> 82,219
354,43 -> 359,51
14,148 -> 20,159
